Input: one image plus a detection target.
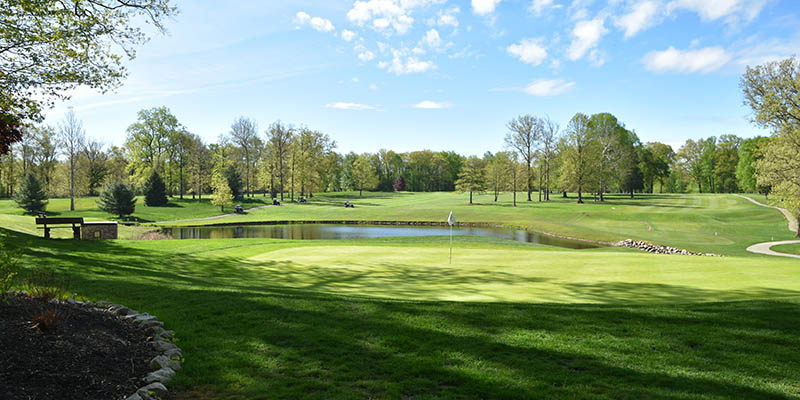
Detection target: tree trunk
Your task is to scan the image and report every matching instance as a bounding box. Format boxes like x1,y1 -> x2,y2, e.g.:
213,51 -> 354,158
359,187 -> 363,197
469,191 -> 473,204
494,188 -> 498,202
630,188 -> 634,199
562,191 -> 567,198
577,186 -> 583,204
698,182 -> 702,193
527,166 -> 532,201
69,154 -> 75,211
179,163 -> 184,199
600,190 -> 604,202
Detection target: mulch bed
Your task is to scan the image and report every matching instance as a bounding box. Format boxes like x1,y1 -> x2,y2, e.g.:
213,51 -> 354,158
0,294 -> 159,400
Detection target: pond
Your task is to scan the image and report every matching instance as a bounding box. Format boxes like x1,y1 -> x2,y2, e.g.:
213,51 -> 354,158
159,223 -> 599,249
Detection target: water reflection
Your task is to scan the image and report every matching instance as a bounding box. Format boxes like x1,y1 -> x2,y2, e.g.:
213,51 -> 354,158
160,224 -> 599,249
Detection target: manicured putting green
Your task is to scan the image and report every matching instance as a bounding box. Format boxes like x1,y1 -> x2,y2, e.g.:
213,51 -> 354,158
247,245 -> 800,303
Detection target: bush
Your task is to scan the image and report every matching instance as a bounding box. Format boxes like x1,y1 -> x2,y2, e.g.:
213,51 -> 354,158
143,172 -> 168,206
14,171 -> 48,214
97,182 -> 137,218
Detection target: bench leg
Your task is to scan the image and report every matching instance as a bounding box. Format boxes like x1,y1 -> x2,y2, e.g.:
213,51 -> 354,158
73,226 -> 81,240
44,227 -> 50,239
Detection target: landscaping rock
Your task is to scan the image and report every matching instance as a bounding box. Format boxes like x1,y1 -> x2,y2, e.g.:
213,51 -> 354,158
145,367 -> 176,384
617,239 -> 721,257
138,382 -> 168,397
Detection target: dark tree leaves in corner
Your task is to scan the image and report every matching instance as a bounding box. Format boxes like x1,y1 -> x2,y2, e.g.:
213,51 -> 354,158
0,111 -> 24,155
144,172 -> 168,207
14,172 -> 48,214
393,175 -> 406,192
98,183 -> 137,219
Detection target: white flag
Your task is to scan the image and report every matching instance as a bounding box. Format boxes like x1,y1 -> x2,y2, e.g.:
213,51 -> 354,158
448,211 -> 456,226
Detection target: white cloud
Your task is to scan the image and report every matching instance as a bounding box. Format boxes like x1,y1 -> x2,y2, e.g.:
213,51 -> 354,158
370,83 -> 378,90
530,0 -> 558,16
378,46 -> 437,74
352,77 -> 360,82
523,79 -> 575,96
295,11 -> 335,33
359,50 -> 376,61
310,17 -> 335,32
355,44 -> 377,61
666,0 -> 767,23
643,46 -> 732,73
421,29 -> 442,48
341,29 -> 358,41
615,1 -> 662,38
414,100 -> 452,109
567,17 -> 608,61
472,0 -> 501,15
295,11 -> 311,25
433,7 -> 460,28
507,38 -> 548,66
325,102 -> 377,110
347,0 -> 444,35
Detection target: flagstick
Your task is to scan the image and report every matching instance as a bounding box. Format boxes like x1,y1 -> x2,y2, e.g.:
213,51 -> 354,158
449,225 -> 453,264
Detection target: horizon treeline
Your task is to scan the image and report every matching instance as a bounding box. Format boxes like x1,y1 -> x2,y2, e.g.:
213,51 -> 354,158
0,107 -> 772,203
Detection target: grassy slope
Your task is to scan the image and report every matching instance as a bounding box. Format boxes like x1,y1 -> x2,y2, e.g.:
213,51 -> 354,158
772,243 -> 800,255
8,233 -> 799,399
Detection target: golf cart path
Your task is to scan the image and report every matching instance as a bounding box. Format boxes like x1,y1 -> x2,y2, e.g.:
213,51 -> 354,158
734,194 -> 797,233
155,204 -> 272,224
735,194 -> 800,259
746,240 -> 800,259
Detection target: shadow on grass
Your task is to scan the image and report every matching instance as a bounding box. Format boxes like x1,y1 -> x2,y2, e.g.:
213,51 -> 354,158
7,230 -> 800,399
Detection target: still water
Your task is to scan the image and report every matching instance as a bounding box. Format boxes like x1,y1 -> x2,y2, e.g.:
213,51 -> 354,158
160,224 -> 599,249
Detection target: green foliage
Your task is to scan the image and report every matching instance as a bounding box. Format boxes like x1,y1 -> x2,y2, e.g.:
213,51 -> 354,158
0,111 -> 24,155
455,156 -> 486,204
143,172 -> 168,207
351,154 -> 379,197
559,113 -> 600,203
223,165 -> 243,199
24,267 -> 70,303
212,174 -> 234,212
742,57 -> 800,234
0,0 -> 177,122
13,171 -> 48,214
736,137 -> 769,193
97,182 -> 137,218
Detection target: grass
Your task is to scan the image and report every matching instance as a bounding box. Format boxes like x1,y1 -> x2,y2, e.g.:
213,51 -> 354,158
162,191 -> 794,257
5,231 -> 799,399
2,191 -> 799,398
772,243 -> 800,255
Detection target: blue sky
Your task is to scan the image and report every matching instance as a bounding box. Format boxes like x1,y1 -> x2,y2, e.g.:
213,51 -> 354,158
43,0 -> 800,155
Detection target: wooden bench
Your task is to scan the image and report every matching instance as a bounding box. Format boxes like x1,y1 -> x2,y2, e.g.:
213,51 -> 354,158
35,217 -> 84,239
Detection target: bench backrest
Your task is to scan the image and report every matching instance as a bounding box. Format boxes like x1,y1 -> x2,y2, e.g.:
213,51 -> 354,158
35,217 -> 84,225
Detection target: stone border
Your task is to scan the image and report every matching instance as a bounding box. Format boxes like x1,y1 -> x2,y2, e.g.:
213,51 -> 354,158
3,292 -> 182,399
617,239 -> 721,257
90,300 -> 183,400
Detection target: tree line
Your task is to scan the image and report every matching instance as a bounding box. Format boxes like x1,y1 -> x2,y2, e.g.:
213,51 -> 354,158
1,57 -> 798,236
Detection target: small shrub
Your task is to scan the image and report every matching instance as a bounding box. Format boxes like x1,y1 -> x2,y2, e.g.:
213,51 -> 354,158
24,268 -> 70,302
144,172 -> 168,206
14,171 -> 48,214
29,308 -> 63,333
97,182 -> 137,218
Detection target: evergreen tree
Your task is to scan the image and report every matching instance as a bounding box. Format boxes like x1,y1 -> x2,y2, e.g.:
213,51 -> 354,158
143,172 -> 168,206
223,165 -> 243,200
393,175 -> 406,192
97,183 -> 137,218
14,171 -> 48,214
